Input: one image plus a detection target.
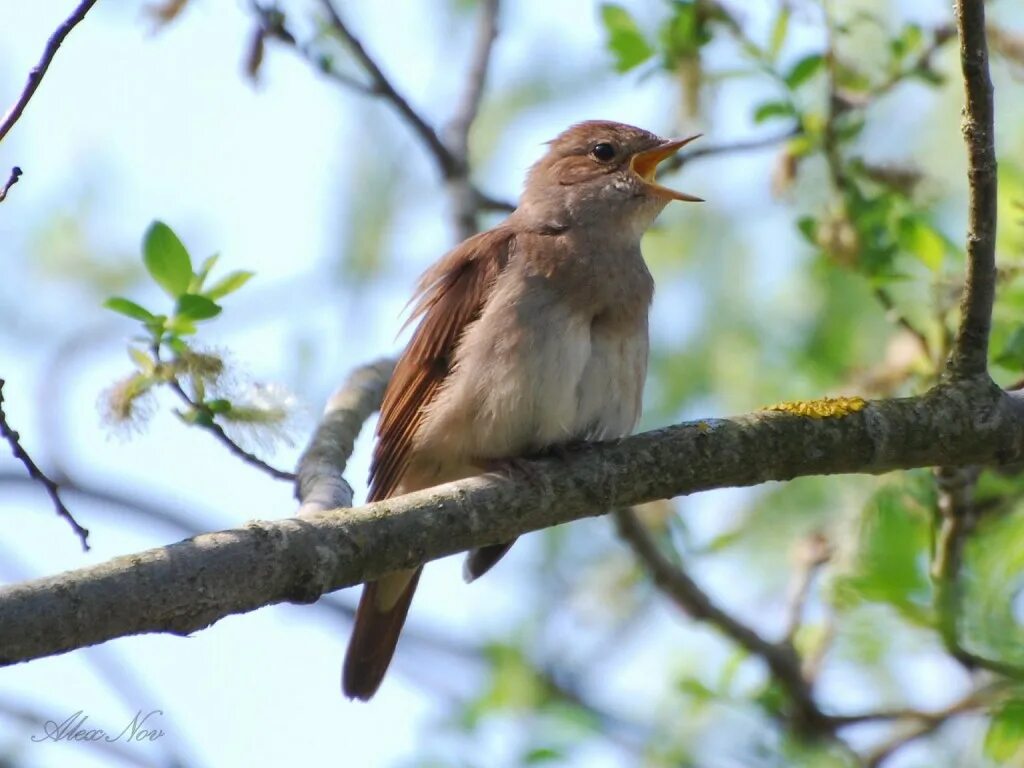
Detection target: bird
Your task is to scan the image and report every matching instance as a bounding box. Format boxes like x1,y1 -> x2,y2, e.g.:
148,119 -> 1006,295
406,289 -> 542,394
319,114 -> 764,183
342,120 -> 702,700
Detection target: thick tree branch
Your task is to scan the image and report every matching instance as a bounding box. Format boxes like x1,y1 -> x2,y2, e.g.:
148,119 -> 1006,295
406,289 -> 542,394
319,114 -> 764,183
948,0 -> 998,379
3,379 -> 1024,666
0,0 -> 98,144
0,380 -> 89,550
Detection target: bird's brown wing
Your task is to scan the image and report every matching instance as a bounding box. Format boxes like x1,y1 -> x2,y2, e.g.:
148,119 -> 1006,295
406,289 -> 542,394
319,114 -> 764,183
343,226 -> 515,700
368,225 -> 515,502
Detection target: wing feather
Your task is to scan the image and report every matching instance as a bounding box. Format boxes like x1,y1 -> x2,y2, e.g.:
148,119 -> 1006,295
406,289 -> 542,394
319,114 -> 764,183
367,227 -> 515,501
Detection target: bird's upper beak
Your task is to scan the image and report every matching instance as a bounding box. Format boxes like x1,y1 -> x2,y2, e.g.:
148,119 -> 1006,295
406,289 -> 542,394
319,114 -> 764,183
629,135 -> 703,202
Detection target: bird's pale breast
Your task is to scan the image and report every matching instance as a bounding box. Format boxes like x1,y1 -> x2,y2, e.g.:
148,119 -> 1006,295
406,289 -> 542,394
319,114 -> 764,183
414,240 -> 651,470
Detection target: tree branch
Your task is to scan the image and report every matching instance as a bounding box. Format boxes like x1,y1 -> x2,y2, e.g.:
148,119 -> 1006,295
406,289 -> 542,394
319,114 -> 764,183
2,378 -> 1024,666
445,0 -> 501,240
930,464 -> 1024,677
658,129 -> 797,175
317,0 -> 462,179
613,508 -> 830,734
294,357 -> 394,515
152,346 -> 295,483
948,0 -> 998,379
0,380 -> 89,550
0,0 -> 98,144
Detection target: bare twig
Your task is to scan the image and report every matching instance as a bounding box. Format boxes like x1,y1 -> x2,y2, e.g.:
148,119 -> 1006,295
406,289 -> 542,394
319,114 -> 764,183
659,129 -> 798,175
317,0 -> 462,179
860,684 -> 992,768
445,0 -> 500,163
931,465 -> 1024,677
166,375 -> 295,482
249,2 -> 374,94
0,166 -> 21,202
0,380 -> 89,550
947,0 -> 998,379
874,286 -> 933,364
0,0 -> 98,144
152,345 -> 295,482
295,357 -> 394,515
782,531 -> 832,645
612,508 -> 832,735
445,0 -> 500,239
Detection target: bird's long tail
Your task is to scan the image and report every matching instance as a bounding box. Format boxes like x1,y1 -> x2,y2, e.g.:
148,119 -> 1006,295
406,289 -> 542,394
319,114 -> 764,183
342,567 -> 423,700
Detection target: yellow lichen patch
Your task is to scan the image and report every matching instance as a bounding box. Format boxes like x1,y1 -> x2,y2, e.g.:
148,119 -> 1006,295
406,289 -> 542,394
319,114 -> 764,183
696,420 -> 712,434
763,396 -> 868,419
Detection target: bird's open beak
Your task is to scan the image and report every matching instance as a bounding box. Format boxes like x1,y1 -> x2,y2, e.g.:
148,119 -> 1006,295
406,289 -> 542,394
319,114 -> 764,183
629,135 -> 704,202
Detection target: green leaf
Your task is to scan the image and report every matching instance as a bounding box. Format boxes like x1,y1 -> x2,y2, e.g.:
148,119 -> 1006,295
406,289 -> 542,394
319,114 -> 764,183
753,100 -> 796,124
166,335 -> 188,355
784,53 -> 825,89
128,346 -> 156,374
600,4 -> 654,72
143,221 -> 193,298
985,699 -> 1024,762
104,297 -> 155,322
898,216 -> 945,272
768,5 -> 791,61
206,398 -> 233,414
796,216 -> 818,245
523,747 -> 563,765
659,1 -> 709,62
165,316 -> 197,336
175,294 -> 222,322
890,23 -> 923,61
205,270 -> 254,300
191,253 -> 220,293
832,485 -> 931,622
996,327 -> 1024,370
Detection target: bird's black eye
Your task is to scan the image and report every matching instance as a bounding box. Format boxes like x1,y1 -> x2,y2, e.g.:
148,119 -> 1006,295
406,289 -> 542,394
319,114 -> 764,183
590,142 -> 616,162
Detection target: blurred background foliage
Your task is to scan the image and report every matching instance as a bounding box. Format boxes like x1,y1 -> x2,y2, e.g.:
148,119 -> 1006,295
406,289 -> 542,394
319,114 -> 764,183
4,0 -> 1024,766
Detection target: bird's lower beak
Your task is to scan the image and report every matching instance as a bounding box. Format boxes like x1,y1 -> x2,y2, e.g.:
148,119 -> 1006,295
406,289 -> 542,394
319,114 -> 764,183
630,135 -> 704,202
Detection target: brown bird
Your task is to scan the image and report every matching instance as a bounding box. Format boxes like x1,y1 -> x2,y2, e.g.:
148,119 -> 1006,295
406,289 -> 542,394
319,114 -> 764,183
343,120 -> 701,700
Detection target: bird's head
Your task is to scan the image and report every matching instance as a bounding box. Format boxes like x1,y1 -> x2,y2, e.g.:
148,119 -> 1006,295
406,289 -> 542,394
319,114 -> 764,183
518,120 -> 702,236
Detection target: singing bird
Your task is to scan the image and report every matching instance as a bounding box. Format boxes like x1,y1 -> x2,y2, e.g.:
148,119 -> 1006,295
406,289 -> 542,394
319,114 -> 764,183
343,120 -> 701,700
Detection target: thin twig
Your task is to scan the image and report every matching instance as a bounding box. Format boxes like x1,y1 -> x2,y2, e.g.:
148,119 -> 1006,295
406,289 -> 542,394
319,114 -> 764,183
782,532 -> 832,645
151,346 -> 295,482
0,0 -> 98,144
317,0 -> 462,179
874,286 -> 933,363
612,508 -> 833,736
831,687 -> 993,728
947,0 -> 998,379
445,0 -> 500,163
0,380 -> 89,550
930,465 -> 1024,677
166,376 -> 295,482
249,2 -> 374,94
0,166 -> 21,202
860,684 -> 991,768
445,0 -> 500,239
659,129 -> 798,175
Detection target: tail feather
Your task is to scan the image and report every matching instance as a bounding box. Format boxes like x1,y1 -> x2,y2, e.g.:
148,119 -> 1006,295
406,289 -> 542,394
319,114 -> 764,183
463,538 -> 517,583
342,567 -> 423,700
